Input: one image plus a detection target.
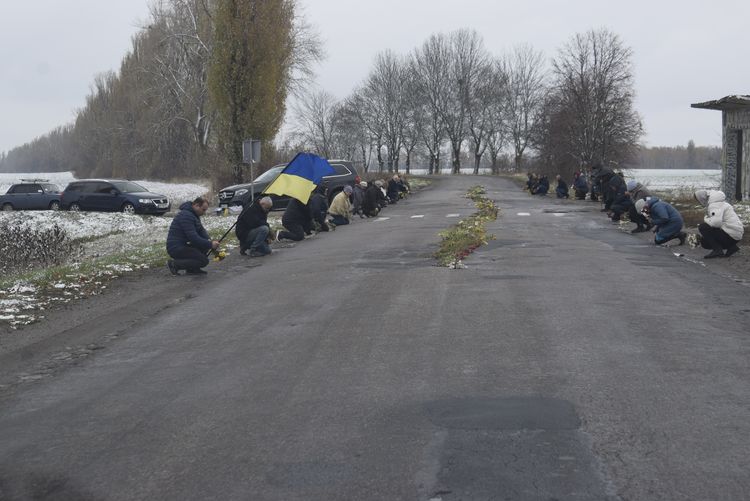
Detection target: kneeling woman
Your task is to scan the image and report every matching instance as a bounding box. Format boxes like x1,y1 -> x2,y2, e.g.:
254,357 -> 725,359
694,190 -> 744,259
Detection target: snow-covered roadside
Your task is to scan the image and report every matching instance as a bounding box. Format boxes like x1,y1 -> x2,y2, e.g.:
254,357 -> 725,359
0,211 -> 280,329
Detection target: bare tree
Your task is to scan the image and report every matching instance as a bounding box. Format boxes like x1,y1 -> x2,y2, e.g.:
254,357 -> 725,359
291,90 -> 340,158
550,29 -> 643,168
441,29 -> 491,174
411,34 -> 450,174
504,44 -> 547,171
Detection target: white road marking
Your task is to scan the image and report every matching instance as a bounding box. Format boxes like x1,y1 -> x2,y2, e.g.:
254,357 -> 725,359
517,212 -> 531,216
411,215 -> 425,219
374,217 -> 390,222
553,213 -> 565,217
446,213 -> 460,218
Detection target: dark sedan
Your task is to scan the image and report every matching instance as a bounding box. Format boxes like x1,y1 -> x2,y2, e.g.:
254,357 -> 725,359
60,180 -> 170,214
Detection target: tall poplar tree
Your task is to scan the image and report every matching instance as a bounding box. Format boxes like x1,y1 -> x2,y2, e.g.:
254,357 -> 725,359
209,0 -> 295,183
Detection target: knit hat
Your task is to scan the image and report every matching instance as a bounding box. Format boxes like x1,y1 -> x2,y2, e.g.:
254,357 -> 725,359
635,198 -> 647,214
343,185 -> 353,195
359,181 -> 368,188
626,180 -> 637,192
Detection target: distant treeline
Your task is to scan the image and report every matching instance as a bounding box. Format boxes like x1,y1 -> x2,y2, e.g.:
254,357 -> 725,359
627,141 -> 721,170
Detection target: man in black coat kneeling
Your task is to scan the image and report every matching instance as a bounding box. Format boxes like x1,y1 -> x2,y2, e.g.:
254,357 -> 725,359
235,196 -> 274,257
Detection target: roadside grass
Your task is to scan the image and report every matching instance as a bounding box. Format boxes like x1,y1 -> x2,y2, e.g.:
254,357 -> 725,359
434,185 -> 499,268
0,216 -> 245,330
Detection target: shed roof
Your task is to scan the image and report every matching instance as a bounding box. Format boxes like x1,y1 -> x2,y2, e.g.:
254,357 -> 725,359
691,95 -> 750,111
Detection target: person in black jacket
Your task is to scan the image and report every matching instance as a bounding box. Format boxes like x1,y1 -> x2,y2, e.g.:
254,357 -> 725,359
591,163 -> 615,210
236,196 -> 273,256
277,198 -> 312,242
572,171 -> 588,200
555,175 -> 569,198
362,183 -> 381,217
532,175 -> 549,195
308,185 -> 330,232
166,197 -> 219,275
607,173 -> 628,221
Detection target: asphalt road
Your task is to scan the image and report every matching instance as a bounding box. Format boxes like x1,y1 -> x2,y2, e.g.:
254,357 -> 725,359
1,176 -> 749,501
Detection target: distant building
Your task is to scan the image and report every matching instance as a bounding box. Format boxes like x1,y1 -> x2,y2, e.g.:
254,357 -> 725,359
692,95 -> 750,201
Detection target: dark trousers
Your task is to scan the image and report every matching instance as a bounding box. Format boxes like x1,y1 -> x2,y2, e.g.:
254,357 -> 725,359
330,215 -> 350,225
611,198 -> 632,219
699,223 -> 738,251
628,205 -> 649,227
279,222 -> 305,241
243,226 -> 271,254
574,189 -> 587,200
169,246 -> 209,271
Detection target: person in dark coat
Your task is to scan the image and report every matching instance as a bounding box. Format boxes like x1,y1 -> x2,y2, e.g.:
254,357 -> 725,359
555,175 -> 569,198
166,197 -> 218,275
625,181 -> 652,233
308,185 -> 330,232
235,196 -> 273,256
591,163 -> 615,210
532,175 -> 549,195
362,183 -> 381,217
607,174 -> 629,221
374,180 -> 389,209
636,197 -> 686,246
352,181 -> 367,217
387,175 -> 407,203
277,198 -> 312,242
572,171 -> 588,200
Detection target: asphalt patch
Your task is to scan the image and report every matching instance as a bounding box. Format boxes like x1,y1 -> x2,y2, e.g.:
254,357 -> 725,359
422,397 -> 616,500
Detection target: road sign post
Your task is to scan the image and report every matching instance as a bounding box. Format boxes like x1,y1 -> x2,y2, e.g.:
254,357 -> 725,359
242,140 -> 262,200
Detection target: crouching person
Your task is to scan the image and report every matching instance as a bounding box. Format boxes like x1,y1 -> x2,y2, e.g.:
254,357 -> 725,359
694,190 -> 744,258
277,197 -> 312,242
636,197 -> 686,246
166,197 -> 219,275
328,185 -> 353,226
235,196 -> 273,257
626,181 -> 652,233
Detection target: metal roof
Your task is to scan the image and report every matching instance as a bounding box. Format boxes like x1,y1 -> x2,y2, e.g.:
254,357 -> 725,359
691,95 -> 750,111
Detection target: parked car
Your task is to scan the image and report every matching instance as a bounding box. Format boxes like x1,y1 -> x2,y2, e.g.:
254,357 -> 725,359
1,181 -> 62,211
60,179 -> 170,215
218,160 -> 359,210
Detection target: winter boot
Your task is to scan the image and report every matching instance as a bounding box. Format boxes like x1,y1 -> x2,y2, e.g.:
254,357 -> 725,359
704,249 -> 724,259
630,225 -> 648,234
724,245 -> 740,258
677,232 -> 686,246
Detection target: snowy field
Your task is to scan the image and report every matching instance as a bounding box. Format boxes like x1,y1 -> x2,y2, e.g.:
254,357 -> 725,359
624,168 -> 722,192
0,172 -> 210,204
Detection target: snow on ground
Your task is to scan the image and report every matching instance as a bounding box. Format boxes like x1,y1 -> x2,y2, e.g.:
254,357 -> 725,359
0,172 -> 210,203
624,168 -> 722,192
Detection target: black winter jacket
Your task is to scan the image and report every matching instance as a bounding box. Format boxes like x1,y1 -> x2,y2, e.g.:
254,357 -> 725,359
282,199 -> 312,227
167,202 -> 211,253
235,202 -> 270,242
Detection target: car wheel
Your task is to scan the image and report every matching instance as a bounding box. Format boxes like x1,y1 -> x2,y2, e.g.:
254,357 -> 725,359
2,203 -> 13,212
122,203 -> 136,214
69,203 -> 81,212
49,201 -> 60,211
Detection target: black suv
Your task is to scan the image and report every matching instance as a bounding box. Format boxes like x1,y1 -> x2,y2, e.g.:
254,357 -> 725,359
60,180 -> 170,215
218,160 -> 358,209
1,181 -> 62,211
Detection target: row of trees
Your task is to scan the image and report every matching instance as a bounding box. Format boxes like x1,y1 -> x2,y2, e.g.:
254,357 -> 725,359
291,28 -> 644,180
0,0 -> 321,186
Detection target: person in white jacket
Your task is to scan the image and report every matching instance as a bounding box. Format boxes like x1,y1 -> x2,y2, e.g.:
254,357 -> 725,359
694,190 -> 744,258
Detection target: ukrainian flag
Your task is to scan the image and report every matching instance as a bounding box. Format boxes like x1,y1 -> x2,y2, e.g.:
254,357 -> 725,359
263,152 -> 336,204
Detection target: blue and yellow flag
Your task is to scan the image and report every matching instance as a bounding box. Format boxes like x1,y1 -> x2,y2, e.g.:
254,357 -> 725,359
263,152 -> 336,204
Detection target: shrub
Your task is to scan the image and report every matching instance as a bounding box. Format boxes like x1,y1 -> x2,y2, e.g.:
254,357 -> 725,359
0,221 -> 81,274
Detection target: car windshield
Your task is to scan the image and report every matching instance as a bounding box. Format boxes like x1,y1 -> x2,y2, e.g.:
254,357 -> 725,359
253,166 -> 284,184
42,184 -> 60,193
111,181 -> 148,193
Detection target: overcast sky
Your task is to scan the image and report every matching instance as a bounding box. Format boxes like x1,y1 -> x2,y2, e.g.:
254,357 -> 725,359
1,0 -> 748,155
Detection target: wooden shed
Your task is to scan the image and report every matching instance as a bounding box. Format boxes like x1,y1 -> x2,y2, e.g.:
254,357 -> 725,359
692,95 -> 750,201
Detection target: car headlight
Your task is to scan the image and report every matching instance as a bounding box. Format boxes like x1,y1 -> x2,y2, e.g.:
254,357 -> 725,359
235,189 -> 248,196
138,199 -> 154,204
